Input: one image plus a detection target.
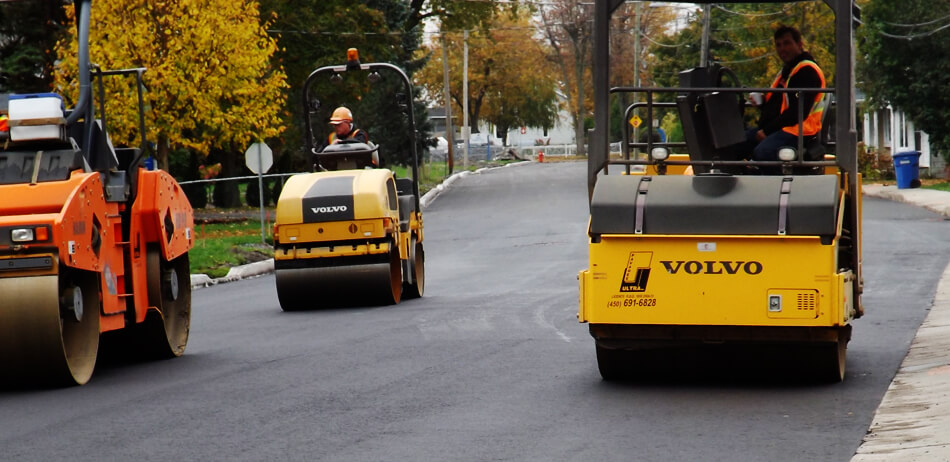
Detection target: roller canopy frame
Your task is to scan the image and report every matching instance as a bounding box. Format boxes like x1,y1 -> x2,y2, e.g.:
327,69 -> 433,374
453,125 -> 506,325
301,58 -> 422,214
589,0 -> 862,297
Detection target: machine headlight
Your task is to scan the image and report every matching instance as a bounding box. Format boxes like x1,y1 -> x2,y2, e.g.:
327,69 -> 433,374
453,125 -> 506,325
11,229 -> 34,242
650,147 -> 670,161
778,147 -> 797,162
11,226 -> 49,243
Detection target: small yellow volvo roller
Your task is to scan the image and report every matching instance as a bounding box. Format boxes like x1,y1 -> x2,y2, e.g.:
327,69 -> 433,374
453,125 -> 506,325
273,50 -> 424,310
579,0 -> 862,382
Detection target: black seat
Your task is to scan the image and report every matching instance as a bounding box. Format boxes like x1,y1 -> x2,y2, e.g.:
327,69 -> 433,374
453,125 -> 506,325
804,94 -> 834,161
395,178 -> 414,196
676,66 -> 747,174
317,141 -> 377,170
397,195 -> 414,233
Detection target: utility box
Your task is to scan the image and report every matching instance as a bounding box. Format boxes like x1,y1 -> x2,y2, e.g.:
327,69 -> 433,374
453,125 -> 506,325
8,93 -> 65,142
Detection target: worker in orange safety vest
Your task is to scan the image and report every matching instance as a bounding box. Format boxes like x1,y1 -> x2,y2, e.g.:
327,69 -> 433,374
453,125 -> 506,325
745,25 -> 826,164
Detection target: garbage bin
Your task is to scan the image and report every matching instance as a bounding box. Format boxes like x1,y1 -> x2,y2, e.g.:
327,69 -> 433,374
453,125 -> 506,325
892,150 -> 921,189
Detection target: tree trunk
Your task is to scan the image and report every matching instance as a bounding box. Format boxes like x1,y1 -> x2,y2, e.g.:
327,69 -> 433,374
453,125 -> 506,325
573,49 -> 587,158
157,133 -> 170,171
212,147 -> 242,208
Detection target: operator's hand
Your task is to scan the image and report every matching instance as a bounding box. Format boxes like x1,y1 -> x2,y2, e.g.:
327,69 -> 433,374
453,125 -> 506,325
755,130 -> 766,142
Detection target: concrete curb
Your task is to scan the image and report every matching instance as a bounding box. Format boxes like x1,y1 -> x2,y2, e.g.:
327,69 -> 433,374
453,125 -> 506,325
192,160 -> 536,289
851,183 -> 950,460
420,159 -> 534,209
863,184 -> 950,218
852,262 -> 950,461
191,259 -> 274,289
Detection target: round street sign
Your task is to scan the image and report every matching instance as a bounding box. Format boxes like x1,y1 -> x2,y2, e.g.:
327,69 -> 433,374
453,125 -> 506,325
245,142 -> 273,174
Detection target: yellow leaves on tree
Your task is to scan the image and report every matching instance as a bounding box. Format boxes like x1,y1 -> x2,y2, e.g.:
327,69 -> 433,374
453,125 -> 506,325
53,0 -> 287,170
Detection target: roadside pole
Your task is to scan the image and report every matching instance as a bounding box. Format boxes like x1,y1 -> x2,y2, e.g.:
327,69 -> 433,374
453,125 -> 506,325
245,142 -> 273,244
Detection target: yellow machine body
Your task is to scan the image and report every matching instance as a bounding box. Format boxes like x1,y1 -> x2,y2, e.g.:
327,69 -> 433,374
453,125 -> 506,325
274,169 -> 400,258
578,170 -> 861,381
579,235 -> 855,327
273,168 -> 424,310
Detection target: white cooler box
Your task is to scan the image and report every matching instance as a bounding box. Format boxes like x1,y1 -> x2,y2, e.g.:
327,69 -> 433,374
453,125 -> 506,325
8,93 -> 66,142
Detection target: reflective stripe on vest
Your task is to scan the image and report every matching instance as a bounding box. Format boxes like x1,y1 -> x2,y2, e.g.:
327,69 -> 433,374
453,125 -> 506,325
766,60 -> 826,137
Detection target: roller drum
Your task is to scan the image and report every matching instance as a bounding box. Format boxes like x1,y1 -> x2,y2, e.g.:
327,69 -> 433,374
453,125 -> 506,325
276,256 -> 401,310
0,274 -> 100,386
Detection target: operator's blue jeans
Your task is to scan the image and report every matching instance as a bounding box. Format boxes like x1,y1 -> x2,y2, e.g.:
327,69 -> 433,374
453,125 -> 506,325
745,128 -> 797,161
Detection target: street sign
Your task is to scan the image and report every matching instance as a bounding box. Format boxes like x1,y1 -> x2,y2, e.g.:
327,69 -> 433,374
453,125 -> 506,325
245,142 -> 273,244
245,142 -> 273,174
629,115 -> 642,128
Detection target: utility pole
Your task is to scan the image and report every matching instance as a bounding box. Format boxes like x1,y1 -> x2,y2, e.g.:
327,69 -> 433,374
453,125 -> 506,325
633,2 -> 642,144
700,4 -> 711,67
441,32 -> 455,174
462,29 -> 470,169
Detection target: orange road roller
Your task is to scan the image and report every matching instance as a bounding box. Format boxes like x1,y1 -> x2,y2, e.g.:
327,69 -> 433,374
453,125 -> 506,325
0,0 -> 194,386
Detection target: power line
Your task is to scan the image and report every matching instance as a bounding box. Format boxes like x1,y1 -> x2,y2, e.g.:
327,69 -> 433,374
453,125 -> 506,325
639,31 -> 691,48
881,13 -> 950,28
713,4 -> 790,18
713,52 -> 771,64
854,17 -> 950,40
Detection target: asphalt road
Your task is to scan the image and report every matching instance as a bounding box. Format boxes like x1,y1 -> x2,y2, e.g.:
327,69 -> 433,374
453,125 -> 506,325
2,161 -> 949,461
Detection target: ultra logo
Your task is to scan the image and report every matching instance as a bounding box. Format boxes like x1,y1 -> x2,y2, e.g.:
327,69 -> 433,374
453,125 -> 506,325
620,252 -> 652,292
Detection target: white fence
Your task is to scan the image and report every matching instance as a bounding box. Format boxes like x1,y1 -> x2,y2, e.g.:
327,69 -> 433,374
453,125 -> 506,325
429,142 -> 622,161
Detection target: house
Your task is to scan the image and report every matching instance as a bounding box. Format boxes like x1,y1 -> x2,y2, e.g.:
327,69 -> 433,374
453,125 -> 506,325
859,91 -> 946,177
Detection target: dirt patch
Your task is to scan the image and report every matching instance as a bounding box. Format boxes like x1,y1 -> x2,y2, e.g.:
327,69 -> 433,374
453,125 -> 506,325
193,207 -> 274,224
232,243 -> 273,264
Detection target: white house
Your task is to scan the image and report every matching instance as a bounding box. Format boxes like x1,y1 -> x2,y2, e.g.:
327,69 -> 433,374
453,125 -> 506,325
861,102 -> 945,177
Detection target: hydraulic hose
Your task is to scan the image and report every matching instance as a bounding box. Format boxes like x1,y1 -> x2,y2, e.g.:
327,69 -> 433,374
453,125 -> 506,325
65,0 -> 91,125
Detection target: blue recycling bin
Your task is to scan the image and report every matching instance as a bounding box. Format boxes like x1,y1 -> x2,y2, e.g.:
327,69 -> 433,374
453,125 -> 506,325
892,150 -> 921,189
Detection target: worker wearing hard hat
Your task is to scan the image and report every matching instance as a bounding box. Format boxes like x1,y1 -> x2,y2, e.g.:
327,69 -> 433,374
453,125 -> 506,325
326,107 -> 368,146
314,106 -> 377,170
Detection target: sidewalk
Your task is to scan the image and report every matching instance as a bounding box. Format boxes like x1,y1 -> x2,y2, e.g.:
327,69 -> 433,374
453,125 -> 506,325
853,184 -> 950,461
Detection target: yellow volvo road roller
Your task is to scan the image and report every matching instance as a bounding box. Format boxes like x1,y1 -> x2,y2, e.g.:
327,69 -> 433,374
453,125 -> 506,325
273,50 -> 424,310
0,0 -> 193,386
578,0 -> 862,382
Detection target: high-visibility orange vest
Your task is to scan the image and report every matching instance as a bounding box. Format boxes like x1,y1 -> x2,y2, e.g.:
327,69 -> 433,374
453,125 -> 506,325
765,60 -> 826,137
0,114 -> 8,132
328,128 -> 365,144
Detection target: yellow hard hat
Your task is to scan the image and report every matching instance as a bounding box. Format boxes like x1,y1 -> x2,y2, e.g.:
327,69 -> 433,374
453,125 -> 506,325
329,107 -> 353,124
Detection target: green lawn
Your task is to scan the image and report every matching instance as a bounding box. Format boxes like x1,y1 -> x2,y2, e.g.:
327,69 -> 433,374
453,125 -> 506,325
191,220 -> 272,278
924,181 -> 950,192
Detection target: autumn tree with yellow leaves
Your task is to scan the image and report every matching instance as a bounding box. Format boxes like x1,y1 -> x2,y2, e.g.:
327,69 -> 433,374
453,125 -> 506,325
417,12 -> 560,146
53,0 -> 288,172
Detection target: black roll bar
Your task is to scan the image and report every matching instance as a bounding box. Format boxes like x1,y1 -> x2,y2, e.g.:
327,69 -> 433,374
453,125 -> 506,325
302,61 -> 421,212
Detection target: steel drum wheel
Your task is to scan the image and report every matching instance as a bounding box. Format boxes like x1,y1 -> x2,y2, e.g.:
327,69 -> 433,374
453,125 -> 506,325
821,340 -> 847,383
385,243 -> 403,305
276,239 -> 404,310
0,269 -> 100,386
145,246 -> 191,358
595,344 -> 624,381
403,237 -> 424,299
